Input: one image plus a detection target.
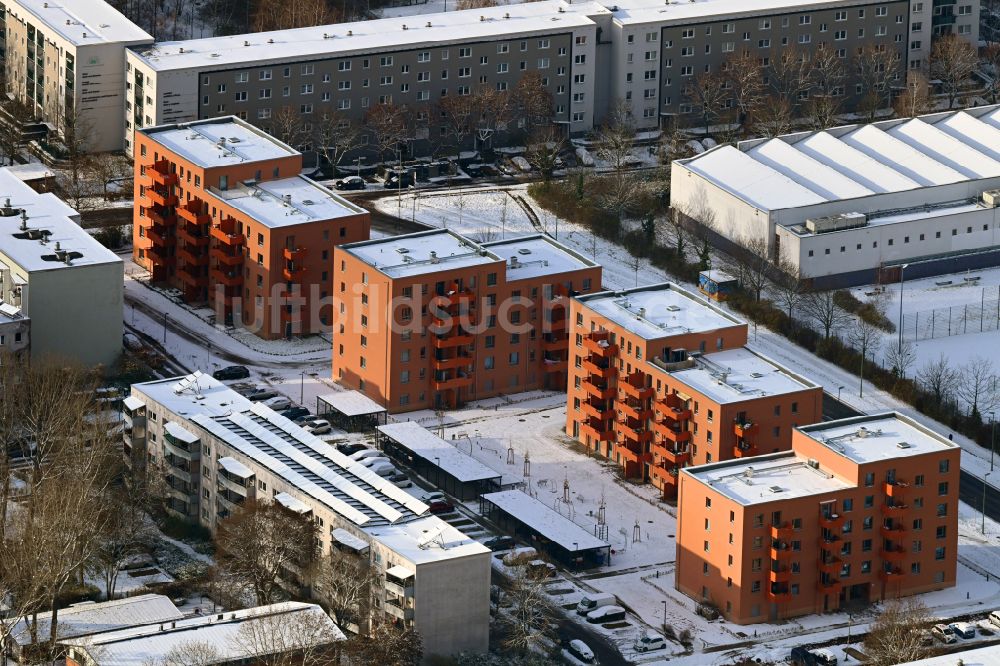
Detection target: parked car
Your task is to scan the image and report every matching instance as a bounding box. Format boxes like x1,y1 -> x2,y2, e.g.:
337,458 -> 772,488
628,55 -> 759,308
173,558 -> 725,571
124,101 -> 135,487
483,536 -> 515,552
502,547 -> 537,566
350,449 -> 381,461
303,419 -> 331,435
383,170 -> 415,188
422,491 -> 447,504
262,395 -> 292,411
245,388 -> 279,402
790,646 -> 837,666
586,605 -> 626,624
213,365 -> 250,381
388,472 -> 412,488
526,559 -> 556,579
334,175 -> 366,190
337,442 -> 368,456
949,622 -> 976,639
633,631 -> 666,653
990,609 -> 1000,628
979,619 -> 996,635
576,592 -> 617,616
932,623 -> 956,644
368,462 -> 396,477
809,648 -> 838,665
360,456 -> 391,468
281,406 -> 310,421
427,499 -> 455,514
566,639 -> 594,664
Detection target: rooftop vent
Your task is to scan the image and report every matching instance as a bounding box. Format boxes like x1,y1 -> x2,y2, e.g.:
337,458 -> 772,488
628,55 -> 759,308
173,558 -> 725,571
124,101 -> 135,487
805,212 -> 867,234
666,305 -> 681,312
558,5 -> 565,10
268,38 -> 274,44
217,137 -> 226,147
0,199 -> 22,217
348,30 -> 353,36
768,485 -> 784,493
179,47 -> 184,53
896,441 -> 912,449
426,21 -> 432,27
429,250 -> 439,264
807,459 -> 819,469
395,247 -> 410,254
510,256 -> 519,268
402,24 -> 407,29
517,248 -> 531,255
282,194 -> 292,204
302,199 -> 315,205
638,307 -> 646,318
504,12 -> 510,18
244,40 -> 250,46
229,137 -> 241,143
480,15 -> 486,21
750,372 -> 764,379
744,467 -> 754,478
982,189 -> 1000,207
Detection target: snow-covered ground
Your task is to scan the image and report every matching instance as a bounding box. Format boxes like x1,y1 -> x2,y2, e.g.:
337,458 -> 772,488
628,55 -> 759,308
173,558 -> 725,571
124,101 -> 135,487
378,0 -> 525,19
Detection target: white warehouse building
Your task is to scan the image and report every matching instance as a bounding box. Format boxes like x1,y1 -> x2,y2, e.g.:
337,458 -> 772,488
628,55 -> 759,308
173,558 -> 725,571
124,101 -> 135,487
671,105 -> 1000,288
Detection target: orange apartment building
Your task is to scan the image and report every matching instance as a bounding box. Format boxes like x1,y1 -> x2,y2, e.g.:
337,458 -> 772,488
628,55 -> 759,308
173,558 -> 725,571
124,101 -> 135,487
566,284 -> 821,499
133,116 -> 370,338
332,229 -> 601,412
676,412 -> 961,623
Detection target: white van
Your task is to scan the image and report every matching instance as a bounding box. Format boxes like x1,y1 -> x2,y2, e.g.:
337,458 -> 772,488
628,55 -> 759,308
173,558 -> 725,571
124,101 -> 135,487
990,610 -> 1000,628
576,592 -> 617,616
586,605 -> 626,624
949,621 -> 976,639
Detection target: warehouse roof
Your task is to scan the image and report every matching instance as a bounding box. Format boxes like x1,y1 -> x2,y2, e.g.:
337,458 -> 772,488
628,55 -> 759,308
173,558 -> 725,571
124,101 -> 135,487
676,105 -> 1000,212
128,0 -> 605,73
10,0 -> 152,47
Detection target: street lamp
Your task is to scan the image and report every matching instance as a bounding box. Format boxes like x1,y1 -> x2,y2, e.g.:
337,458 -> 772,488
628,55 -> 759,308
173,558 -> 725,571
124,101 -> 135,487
354,156 -> 366,176
661,600 -> 668,635
300,371 -> 306,405
992,411 -> 997,472
897,263 -> 910,358
985,471 -> 993,535
434,456 -> 441,487
837,385 -> 844,402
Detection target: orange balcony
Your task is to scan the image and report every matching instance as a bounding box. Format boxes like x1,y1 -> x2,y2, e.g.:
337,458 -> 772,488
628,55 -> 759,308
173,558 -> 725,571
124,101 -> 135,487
432,374 -> 474,391
145,246 -> 173,266
177,226 -> 210,247
547,316 -> 567,332
649,462 -> 678,484
542,358 -> 568,373
583,379 -> 616,401
655,398 -> 692,424
145,188 -> 177,207
283,246 -> 307,262
880,522 -> 907,538
770,523 -> 794,540
818,579 -> 842,594
211,268 -> 243,287
441,283 -> 474,306
433,354 -> 473,371
581,400 -> 614,421
734,420 -> 759,438
770,546 -> 794,561
541,335 -> 567,352
619,422 -> 653,444
579,420 -> 615,442
211,247 -> 244,267
618,444 -> 651,466
819,557 -> 841,575
148,161 -> 177,187
177,205 -> 210,225
145,225 -> 169,246
769,567 -> 792,583
283,266 -> 306,281
177,265 -> 206,288
652,443 -> 690,466
432,333 -> 474,348
582,332 -> 618,358
177,247 -> 206,267
885,480 -> 908,497
211,226 -> 245,246
619,401 -> 654,421
652,419 -> 691,444
620,372 -> 654,400
819,512 -> 844,530
582,359 -> 615,381
147,208 -> 175,227
880,502 -> 909,515
879,567 -> 905,582
768,586 -> 792,603
880,546 -> 906,561
733,442 -> 758,458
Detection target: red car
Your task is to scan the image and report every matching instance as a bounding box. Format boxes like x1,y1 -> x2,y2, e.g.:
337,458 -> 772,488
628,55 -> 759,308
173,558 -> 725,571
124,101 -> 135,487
427,499 -> 454,514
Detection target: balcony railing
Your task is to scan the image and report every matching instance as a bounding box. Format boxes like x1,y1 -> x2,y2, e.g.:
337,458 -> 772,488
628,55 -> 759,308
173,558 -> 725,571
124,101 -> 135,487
432,354 -> 473,371
432,332 -> 474,348
177,205 -> 210,225
582,379 -> 616,401
620,372 -> 654,400
282,266 -> 306,281
819,511 -> 844,530
880,502 -> 909,515
770,523 -> 793,540
211,224 -> 245,246
885,479 -> 908,498
734,420 -> 758,438
582,359 -> 615,381
211,268 -> 243,288
651,442 -> 690,466
148,160 -> 177,187
580,420 -> 615,442
653,419 -> 692,444
733,442 -> 758,458
880,545 -> 906,561
432,374 -> 474,391
769,566 -> 792,583
581,400 -> 613,421
145,188 -> 177,207
582,332 -> 618,358
283,246 -> 307,262
384,599 -> 414,621
618,400 -> 654,421
211,247 -> 244,266
880,521 -> 907,538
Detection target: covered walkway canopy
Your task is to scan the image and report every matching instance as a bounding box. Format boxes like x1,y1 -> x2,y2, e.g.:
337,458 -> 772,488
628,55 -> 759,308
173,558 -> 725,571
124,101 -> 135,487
479,490 -> 610,569
376,422 -> 502,500
317,391 -> 387,432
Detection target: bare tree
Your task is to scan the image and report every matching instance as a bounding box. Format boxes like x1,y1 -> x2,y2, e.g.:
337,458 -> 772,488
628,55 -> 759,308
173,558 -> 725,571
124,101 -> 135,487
313,548 -> 379,631
847,316 -> 882,397
525,126 -> 563,182
314,111 -> 361,175
659,207 -> 688,259
456,0 -> 498,7
684,71 -> 728,136
769,47 -> 813,106
473,85 -> 515,154
496,567 -> 560,655
88,485 -> 154,600
365,103 -> 410,169
437,94 -> 477,156
802,291 -> 851,339
343,621 -> 422,666
88,153 -> 133,201
595,101 -> 636,175
854,45 -> 899,122
956,357 -> 999,418
893,70 -> 936,118
149,641 -> 223,666
0,99 -> 32,167
215,500 -> 320,606
232,607 -> 343,666
270,106 -> 308,150
723,52 -> 765,133
733,236 -> 772,302
772,271 -> 808,320
982,43 -> 1000,104
514,72 -> 553,136
885,339 -> 917,380
863,598 -> 933,666
751,95 -> 794,138
931,35 -> 979,109
917,354 -> 960,405
252,0 -> 333,31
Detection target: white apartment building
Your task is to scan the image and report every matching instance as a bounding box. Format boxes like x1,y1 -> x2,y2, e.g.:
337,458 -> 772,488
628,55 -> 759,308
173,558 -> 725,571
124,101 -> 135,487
671,105 -> 1000,288
0,168 -> 122,366
125,372 -> 490,659
1,0 -> 152,152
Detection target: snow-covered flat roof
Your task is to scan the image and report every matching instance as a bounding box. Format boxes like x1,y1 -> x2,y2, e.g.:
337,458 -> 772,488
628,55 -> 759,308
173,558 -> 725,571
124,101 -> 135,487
132,371 -> 252,419
677,105 -> 1000,213
608,0 -> 886,26
577,282 -> 743,340
892,642 -> 1000,665
377,422 -> 502,483
366,514 -> 490,565
683,453 -> 853,506
58,602 -> 344,665
128,0 -> 604,73
481,490 -> 609,552
208,176 -> 366,229
140,117 -> 298,168
481,234 -> 597,281
3,163 -> 54,183
798,412 -> 958,464
10,0 -> 152,47
341,229 -> 500,278
7,594 -> 182,647
0,169 -> 121,273
318,391 -> 387,417
666,348 -> 816,404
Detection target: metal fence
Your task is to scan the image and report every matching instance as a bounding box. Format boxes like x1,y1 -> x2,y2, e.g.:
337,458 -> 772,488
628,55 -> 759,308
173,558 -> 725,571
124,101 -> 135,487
901,292 -> 1000,341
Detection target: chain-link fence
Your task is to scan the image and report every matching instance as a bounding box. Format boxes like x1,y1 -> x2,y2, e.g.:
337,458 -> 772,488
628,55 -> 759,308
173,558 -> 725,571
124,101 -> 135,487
901,293 -> 1000,341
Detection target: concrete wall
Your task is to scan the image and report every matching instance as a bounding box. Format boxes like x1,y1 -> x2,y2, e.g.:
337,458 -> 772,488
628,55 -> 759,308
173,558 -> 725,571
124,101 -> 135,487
411,555 -> 491,658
